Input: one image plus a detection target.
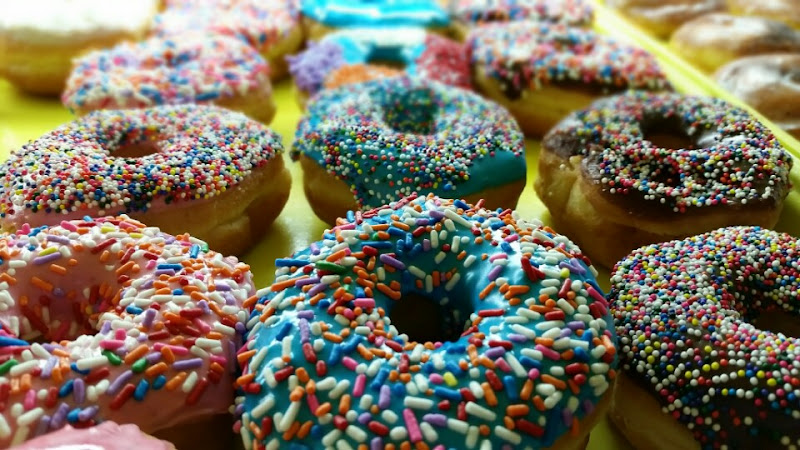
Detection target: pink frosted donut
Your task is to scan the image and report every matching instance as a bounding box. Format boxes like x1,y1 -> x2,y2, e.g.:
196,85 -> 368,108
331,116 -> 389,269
13,421 -> 174,450
151,0 -> 303,80
62,33 -> 275,124
0,215 -> 254,447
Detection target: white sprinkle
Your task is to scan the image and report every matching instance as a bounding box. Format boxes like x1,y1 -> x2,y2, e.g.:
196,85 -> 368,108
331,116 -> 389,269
465,402 -> 496,421
404,396 -> 434,410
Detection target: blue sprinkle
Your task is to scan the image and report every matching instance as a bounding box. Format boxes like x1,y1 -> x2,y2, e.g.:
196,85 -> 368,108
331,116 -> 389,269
153,375 -> 167,390
190,244 -> 200,258
59,380 -> 74,398
503,375 -> 519,401
156,264 -> 182,271
67,408 -> 81,423
134,379 -> 149,401
519,356 -> 542,369
0,336 -> 29,347
446,344 -> 467,354
275,322 -> 293,341
275,258 -> 311,267
370,368 -> 390,391
360,241 -> 393,249
434,387 -> 462,401
445,362 -> 464,376
70,363 -> 90,375
126,305 -> 143,315
454,199 -> 470,210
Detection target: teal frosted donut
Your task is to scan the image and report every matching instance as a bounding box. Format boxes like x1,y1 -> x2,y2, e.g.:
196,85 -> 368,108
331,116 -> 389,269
301,0 -> 450,38
291,76 -> 527,224
234,195 -> 619,450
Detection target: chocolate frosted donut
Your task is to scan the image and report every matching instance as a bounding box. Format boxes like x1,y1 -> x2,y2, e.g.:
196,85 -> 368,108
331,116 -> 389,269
609,226 -> 800,449
715,53 -> 800,139
535,91 -> 793,267
670,14 -> 800,73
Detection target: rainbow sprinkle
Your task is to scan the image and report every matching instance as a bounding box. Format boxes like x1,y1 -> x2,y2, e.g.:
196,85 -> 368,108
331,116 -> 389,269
62,34 -> 270,113
610,226 -> 800,449
541,91 -> 793,213
0,215 -> 253,447
451,0 -> 593,27
0,105 -> 284,230
467,22 -> 669,99
235,194 -> 618,449
291,76 -> 526,210
151,0 -> 301,58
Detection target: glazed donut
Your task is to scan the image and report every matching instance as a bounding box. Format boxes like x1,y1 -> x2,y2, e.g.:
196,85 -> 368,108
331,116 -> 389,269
727,0 -> 800,29
715,54 -> 800,139
62,33 -> 276,125
14,422 -> 174,450
300,0 -> 451,41
609,226 -> 800,449
0,105 -> 291,256
605,0 -> 726,39
0,0 -> 161,95
467,22 -> 670,137
287,28 -> 470,106
0,215 -> 254,448
151,0 -> 304,81
449,0 -> 594,40
536,91 -> 793,268
234,194 -> 618,450
291,76 -> 527,224
669,14 -> 800,73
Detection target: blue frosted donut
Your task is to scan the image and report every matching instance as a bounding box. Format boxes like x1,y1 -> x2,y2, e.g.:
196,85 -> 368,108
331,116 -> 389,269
286,27 -> 470,98
234,195 -> 619,450
291,75 -> 526,223
301,0 -> 450,30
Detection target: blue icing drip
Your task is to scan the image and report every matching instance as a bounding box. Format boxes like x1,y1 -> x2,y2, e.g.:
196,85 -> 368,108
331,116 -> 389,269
301,0 -> 450,28
237,196 -> 618,448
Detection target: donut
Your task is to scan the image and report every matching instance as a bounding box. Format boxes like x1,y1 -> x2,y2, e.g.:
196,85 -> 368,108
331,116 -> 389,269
233,194 -> 619,450
62,33 -> 276,125
715,54 -> 800,139
449,0 -> 594,40
0,104 -> 291,256
14,421 -> 174,450
0,0 -> 161,96
287,28 -> 470,106
669,14 -> 800,73
535,91 -> 793,269
467,22 -> 670,137
605,0 -> 726,39
300,0 -> 451,41
323,64 -> 403,91
151,0 -> 303,81
608,226 -> 800,449
0,215 -> 254,448
727,0 -> 800,29
291,76 -> 527,224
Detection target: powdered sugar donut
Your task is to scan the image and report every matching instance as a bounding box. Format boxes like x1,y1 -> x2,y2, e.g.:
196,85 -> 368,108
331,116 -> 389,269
0,0 -> 161,95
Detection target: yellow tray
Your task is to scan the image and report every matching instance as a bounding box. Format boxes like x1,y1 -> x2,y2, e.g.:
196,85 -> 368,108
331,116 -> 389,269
3,10 -> 800,447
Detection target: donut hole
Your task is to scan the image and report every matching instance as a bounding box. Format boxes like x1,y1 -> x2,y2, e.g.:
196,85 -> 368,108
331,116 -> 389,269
750,309 -> 800,337
389,292 -> 472,344
382,87 -> 438,135
641,115 -> 697,151
114,140 -> 161,158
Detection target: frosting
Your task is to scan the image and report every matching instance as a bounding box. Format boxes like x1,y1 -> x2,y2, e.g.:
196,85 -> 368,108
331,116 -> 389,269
0,0 -> 159,45
287,28 -> 470,96
62,34 -> 270,113
301,0 -> 450,28
467,22 -> 669,99
14,421 -> 173,450
0,105 -> 283,229
324,64 -> 403,90
0,215 -> 253,447
611,226 -> 800,448
291,76 -> 526,209
450,0 -> 593,27
235,194 -> 618,449
541,91 -> 793,215
151,0 -> 300,55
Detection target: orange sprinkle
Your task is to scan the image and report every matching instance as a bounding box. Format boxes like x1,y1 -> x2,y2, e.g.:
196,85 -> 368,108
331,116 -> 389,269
323,332 -> 343,343
166,372 -> 187,391
123,344 -> 149,365
481,382 -> 498,407
315,402 -> 332,417
49,264 -> 67,275
478,282 -> 496,300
